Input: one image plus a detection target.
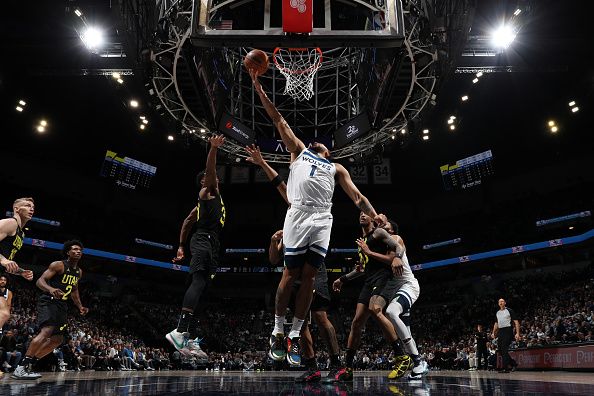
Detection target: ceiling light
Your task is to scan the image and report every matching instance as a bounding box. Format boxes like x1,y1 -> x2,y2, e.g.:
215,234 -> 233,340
37,126 -> 45,133
200,128 -> 206,133
491,25 -> 517,49
391,135 -> 396,140
547,120 -> 555,127
568,101 -> 575,107
18,100 -> 26,106
139,124 -> 146,130
550,126 -> 558,133
449,125 -> 456,130
476,71 -> 483,78
447,119 -> 454,125
40,120 -> 47,127
117,78 -> 123,84
400,129 -> 406,134
16,106 -> 23,112
112,72 -> 121,79
472,78 -> 479,84
140,115 -> 146,120
129,100 -> 139,108
142,119 -> 148,124
514,8 -> 521,16
571,107 -> 579,113
569,226 -> 574,230
168,135 -> 174,141
422,135 -> 429,141
449,115 -> 456,120
422,129 -> 429,134
461,95 -> 469,101
74,9 -> 83,17
80,27 -> 104,51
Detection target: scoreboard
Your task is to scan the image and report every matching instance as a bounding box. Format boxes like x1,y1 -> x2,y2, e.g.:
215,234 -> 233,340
100,150 -> 157,190
440,150 -> 494,191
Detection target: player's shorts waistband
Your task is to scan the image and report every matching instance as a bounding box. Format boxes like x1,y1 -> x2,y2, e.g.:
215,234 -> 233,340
291,203 -> 332,213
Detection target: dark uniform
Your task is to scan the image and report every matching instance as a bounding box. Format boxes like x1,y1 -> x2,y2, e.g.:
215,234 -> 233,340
37,262 -> 81,334
0,218 -> 24,268
289,262 -> 331,316
189,193 -> 225,275
357,231 -> 393,305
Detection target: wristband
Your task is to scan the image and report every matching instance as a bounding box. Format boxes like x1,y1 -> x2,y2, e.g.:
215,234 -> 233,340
271,175 -> 282,187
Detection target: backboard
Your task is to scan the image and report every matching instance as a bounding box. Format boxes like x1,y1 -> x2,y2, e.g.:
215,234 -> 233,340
191,0 -> 405,48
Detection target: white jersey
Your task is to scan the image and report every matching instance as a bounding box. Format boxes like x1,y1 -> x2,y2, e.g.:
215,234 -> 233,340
287,148 -> 336,208
394,251 -> 417,286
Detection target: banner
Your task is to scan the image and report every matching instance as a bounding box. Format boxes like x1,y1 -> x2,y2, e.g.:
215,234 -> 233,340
282,0 -> 313,33
510,344 -> 594,369
333,113 -> 372,149
218,113 -> 255,146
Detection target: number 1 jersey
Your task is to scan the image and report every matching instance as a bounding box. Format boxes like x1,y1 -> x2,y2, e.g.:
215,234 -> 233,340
287,148 -> 336,208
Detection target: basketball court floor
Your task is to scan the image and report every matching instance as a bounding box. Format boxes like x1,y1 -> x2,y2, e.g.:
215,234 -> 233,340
1,370 -> 593,395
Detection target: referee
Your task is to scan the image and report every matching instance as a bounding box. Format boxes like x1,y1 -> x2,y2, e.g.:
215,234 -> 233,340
492,298 -> 520,372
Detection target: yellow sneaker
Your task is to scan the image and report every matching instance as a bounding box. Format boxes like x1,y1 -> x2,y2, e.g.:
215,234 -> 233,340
388,355 -> 413,379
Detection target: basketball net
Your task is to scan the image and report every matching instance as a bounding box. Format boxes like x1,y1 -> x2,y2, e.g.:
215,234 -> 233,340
273,47 -> 322,101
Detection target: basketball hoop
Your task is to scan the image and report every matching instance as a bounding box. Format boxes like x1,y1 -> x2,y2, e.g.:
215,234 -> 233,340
273,47 -> 322,101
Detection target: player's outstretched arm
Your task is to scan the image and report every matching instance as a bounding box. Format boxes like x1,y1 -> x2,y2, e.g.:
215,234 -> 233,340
203,135 -> 225,198
245,145 -> 288,204
249,69 -> 305,155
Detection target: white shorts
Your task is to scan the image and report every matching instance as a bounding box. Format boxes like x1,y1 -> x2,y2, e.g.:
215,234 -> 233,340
283,204 -> 333,269
387,278 -> 420,313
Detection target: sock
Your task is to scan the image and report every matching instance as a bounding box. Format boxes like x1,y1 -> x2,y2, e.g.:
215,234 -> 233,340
177,311 -> 193,333
345,349 -> 355,368
273,315 -> 285,336
391,340 -> 405,356
330,354 -> 340,368
403,338 -> 419,356
303,357 -> 317,370
288,317 -> 305,339
189,314 -> 200,339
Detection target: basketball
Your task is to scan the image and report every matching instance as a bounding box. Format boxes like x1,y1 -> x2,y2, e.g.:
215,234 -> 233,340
244,49 -> 269,76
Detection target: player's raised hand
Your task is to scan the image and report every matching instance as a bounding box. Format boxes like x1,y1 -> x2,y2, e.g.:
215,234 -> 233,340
173,246 -> 185,263
209,135 -> 225,148
245,145 -> 265,166
249,69 -> 264,94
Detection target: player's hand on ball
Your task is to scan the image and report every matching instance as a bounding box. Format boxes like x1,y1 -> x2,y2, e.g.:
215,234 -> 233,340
209,135 -> 225,148
80,307 -> 89,316
51,288 -> 65,299
355,238 -> 371,254
271,230 -> 283,241
245,145 -> 265,166
333,279 -> 343,292
20,269 -> 34,281
173,246 -> 185,263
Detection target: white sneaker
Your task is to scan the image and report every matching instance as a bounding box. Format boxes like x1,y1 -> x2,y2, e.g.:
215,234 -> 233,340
407,361 -> 429,380
166,329 -> 190,355
187,338 -> 208,359
11,365 -> 42,380
2,361 -> 11,370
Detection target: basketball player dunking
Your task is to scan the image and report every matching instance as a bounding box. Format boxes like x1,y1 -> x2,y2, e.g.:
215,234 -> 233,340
246,145 -> 341,382
12,240 -> 88,380
250,70 -> 384,367
167,135 -> 226,358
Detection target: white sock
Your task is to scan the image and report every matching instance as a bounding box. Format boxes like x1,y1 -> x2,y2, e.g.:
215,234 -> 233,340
404,338 -> 419,357
273,315 -> 285,336
288,317 -> 305,339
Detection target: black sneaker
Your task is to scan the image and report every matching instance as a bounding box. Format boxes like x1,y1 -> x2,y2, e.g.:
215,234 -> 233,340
286,337 -> 301,366
321,367 -> 341,383
295,368 -> 321,383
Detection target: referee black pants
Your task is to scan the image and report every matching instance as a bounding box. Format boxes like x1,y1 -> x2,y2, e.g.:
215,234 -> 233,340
498,327 -> 513,369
